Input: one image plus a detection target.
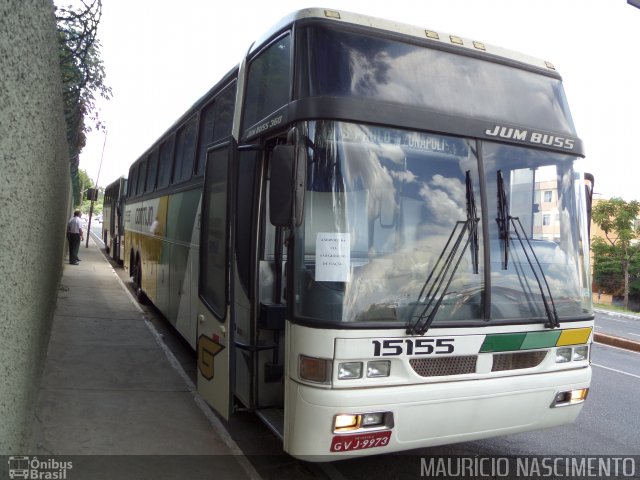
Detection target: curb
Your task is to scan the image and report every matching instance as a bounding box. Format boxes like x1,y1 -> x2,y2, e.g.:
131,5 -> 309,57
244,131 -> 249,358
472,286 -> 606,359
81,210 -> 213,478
594,332 -> 640,353
594,308 -> 640,321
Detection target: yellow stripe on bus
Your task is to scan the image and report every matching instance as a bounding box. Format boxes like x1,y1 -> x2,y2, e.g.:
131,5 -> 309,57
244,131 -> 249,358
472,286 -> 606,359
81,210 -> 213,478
556,328 -> 592,346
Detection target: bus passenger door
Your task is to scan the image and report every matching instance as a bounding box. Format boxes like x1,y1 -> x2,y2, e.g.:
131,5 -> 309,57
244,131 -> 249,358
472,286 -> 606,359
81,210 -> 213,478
196,143 -> 233,419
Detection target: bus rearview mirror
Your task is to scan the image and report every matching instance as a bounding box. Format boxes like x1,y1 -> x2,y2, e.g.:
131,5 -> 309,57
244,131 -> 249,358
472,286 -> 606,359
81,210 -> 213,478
270,145 -> 294,227
270,145 -> 306,227
584,172 -> 594,241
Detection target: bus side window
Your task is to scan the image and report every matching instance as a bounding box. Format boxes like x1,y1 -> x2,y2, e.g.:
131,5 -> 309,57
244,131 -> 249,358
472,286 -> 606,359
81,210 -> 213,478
157,135 -> 175,190
236,150 -> 258,295
145,149 -> 159,192
261,157 -> 288,307
195,81 -> 236,176
242,34 -> 291,132
200,146 -> 230,320
212,84 -> 235,141
196,102 -> 216,176
136,159 -> 147,196
128,165 -> 138,198
174,116 -> 197,183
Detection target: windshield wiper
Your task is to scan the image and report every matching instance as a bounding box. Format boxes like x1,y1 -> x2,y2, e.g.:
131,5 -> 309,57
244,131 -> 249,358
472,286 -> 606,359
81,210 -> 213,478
496,170 -> 510,269
495,170 -> 560,329
467,169 -> 479,275
407,171 -> 479,335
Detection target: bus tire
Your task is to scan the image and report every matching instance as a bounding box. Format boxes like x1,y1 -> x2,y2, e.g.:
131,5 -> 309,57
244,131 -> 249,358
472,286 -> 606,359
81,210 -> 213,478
129,251 -> 135,279
135,258 -> 147,304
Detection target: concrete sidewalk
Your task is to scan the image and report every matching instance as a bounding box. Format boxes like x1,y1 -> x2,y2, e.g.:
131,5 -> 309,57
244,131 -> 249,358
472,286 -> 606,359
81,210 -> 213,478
29,237 -> 259,479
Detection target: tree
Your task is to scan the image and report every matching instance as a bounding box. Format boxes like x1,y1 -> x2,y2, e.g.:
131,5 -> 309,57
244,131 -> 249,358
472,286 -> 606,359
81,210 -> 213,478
74,169 -> 104,213
592,198 -> 640,309
55,0 -> 111,205
77,168 -> 94,193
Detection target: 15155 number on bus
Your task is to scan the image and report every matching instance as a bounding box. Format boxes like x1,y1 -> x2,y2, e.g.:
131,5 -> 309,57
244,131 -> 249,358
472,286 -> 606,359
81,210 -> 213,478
372,338 -> 454,356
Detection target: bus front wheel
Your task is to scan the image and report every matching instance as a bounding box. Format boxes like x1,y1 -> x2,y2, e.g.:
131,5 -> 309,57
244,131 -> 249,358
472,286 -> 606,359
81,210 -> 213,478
135,258 -> 147,304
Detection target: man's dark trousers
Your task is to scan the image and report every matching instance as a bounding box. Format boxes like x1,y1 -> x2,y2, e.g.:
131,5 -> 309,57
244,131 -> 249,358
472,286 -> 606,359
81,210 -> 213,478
68,233 -> 80,264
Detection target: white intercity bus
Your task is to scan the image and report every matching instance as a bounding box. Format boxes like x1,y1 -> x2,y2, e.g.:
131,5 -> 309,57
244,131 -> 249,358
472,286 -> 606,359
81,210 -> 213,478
123,8 -> 594,460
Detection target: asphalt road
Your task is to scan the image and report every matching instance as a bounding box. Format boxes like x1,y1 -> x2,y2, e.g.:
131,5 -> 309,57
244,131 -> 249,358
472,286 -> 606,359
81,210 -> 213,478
595,310 -> 640,343
88,219 -> 103,241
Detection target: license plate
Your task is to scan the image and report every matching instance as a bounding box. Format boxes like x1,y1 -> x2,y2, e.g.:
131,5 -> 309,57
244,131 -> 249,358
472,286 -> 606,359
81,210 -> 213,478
330,431 -> 391,452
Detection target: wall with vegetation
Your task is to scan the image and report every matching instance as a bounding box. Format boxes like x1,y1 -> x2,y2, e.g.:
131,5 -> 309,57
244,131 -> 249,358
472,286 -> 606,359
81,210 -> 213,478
0,0 -> 70,452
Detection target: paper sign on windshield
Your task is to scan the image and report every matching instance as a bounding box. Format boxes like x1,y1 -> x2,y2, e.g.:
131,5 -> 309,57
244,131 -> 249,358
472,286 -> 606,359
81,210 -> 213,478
315,232 -> 350,282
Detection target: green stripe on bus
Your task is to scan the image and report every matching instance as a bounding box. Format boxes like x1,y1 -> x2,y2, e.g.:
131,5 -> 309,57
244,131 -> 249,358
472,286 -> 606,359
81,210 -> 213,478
481,330 -> 564,352
520,330 -> 562,349
479,333 -> 526,352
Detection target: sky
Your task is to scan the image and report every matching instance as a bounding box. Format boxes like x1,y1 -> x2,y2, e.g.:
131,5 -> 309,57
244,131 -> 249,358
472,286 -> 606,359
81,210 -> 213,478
66,0 -> 640,201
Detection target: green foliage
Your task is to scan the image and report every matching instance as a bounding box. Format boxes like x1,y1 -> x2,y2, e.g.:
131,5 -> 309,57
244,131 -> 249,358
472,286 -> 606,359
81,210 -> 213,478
591,198 -> 640,308
592,237 -> 640,296
592,198 -> 640,243
55,0 -> 111,206
74,169 -> 103,214
82,198 -> 103,215
77,169 -> 94,191
592,237 -> 621,294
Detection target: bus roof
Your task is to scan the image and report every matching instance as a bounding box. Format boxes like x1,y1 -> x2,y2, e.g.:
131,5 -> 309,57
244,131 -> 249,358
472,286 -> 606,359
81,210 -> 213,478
251,8 -> 559,76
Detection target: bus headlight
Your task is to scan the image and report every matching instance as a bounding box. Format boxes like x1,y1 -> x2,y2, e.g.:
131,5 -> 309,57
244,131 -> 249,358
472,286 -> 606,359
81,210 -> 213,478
361,412 -> 385,427
555,347 -> 572,363
551,388 -> 589,407
334,414 -> 359,431
333,411 -> 393,432
367,360 -> 391,378
555,345 -> 589,363
572,345 -> 589,361
338,362 -> 363,379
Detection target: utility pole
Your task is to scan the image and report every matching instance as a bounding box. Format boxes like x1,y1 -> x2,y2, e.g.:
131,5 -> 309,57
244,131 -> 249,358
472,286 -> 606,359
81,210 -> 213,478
86,131 -> 107,247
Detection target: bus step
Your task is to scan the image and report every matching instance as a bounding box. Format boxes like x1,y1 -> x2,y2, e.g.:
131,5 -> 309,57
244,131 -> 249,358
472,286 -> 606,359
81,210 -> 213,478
256,407 -> 284,439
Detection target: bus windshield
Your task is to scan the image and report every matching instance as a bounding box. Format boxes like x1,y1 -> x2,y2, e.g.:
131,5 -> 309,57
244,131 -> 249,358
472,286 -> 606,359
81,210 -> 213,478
292,121 -> 592,327
299,25 -> 576,136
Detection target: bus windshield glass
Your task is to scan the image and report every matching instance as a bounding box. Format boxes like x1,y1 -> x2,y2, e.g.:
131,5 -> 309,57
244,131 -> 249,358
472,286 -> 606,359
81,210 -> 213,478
299,25 -> 576,135
292,121 -> 591,327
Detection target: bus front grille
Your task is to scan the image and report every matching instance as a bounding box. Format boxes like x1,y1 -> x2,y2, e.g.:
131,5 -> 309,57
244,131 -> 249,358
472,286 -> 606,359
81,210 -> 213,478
408,350 -> 548,377
409,356 -> 477,377
491,350 -> 548,372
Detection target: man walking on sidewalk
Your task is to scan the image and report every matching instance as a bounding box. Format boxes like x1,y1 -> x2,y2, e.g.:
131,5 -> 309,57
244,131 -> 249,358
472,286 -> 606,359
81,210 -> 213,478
67,210 -> 84,265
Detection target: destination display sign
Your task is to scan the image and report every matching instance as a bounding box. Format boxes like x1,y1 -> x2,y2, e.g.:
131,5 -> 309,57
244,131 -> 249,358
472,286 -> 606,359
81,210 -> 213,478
339,125 -> 468,156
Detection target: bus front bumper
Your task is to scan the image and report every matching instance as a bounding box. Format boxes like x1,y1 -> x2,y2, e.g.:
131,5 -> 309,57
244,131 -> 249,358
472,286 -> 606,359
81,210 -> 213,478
284,366 -> 591,461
